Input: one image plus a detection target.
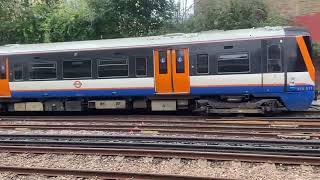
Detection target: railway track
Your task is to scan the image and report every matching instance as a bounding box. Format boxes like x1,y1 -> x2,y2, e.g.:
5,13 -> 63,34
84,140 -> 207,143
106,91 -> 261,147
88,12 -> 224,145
0,166 -> 222,180
0,124 -> 319,139
1,116 -> 320,139
2,115 -> 320,124
0,134 -> 319,156
0,116 -> 319,168
1,145 -> 320,165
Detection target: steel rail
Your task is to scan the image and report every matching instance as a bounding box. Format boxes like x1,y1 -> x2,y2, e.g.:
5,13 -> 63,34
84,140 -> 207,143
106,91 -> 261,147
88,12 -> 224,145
0,123 -> 319,130
0,125 -> 320,139
0,134 -> 319,156
0,115 -> 204,121
1,141 -> 318,156
1,124 -> 320,134
0,166 -> 224,180
0,134 -> 319,145
2,116 -> 320,123
1,146 -> 320,165
1,120 -> 320,127
0,126 -> 294,139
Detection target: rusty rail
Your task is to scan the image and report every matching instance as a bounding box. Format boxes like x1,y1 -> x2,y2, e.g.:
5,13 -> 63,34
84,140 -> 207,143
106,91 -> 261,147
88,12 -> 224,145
0,166 -> 225,180
0,146 -> 320,165
0,124 -> 319,139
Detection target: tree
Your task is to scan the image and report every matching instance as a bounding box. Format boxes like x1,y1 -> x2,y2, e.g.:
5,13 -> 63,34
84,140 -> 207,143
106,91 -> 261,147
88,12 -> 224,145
43,0 -> 96,42
172,0 -> 286,33
0,0 -> 59,45
88,0 -> 175,38
0,0 -> 287,45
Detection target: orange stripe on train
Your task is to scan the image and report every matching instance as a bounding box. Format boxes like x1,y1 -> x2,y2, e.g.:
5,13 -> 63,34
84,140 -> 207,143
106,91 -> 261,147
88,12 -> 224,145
296,36 -> 315,82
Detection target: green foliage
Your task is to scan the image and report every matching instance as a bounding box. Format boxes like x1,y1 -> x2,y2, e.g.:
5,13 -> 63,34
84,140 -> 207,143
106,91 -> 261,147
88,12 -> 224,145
43,0 -> 96,42
0,0 -> 287,45
172,0 -> 286,33
0,0 -> 57,45
87,0 -> 175,38
0,0 -> 175,44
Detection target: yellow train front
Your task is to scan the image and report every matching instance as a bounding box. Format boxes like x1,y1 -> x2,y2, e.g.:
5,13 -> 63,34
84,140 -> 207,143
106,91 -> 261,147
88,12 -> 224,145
0,27 -> 316,114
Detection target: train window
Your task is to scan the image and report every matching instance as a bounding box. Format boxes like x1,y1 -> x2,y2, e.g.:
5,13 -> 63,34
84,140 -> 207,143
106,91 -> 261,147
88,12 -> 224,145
135,57 -> 147,77
0,59 -> 6,79
13,64 -> 23,81
63,59 -> 92,79
98,59 -> 128,78
176,50 -> 185,73
30,62 -> 57,80
267,45 -> 282,73
218,53 -> 250,74
197,54 -> 209,74
296,46 -> 308,72
159,51 -> 167,74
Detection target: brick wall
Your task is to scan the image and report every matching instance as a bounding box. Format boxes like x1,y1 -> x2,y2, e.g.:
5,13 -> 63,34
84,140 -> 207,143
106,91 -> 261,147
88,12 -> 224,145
195,0 -> 320,18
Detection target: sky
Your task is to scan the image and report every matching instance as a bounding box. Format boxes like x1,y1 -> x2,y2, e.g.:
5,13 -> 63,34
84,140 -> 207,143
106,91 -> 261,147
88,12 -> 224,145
175,0 -> 194,15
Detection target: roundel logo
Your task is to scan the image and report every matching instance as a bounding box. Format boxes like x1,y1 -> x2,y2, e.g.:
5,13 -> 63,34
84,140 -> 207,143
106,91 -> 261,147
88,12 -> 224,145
73,81 -> 82,88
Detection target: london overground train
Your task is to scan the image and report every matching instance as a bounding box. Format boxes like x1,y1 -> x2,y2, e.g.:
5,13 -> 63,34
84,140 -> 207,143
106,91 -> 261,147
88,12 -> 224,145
0,27 -> 316,114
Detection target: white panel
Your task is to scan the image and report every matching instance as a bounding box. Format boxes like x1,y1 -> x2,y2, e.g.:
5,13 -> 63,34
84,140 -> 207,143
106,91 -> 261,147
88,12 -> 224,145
263,72 -> 314,87
26,102 -> 43,111
287,72 -> 314,86
10,78 -> 154,91
14,103 -> 26,111
190,73 -> 314,88
190,74 -> 262,87
263,73 -> 285,85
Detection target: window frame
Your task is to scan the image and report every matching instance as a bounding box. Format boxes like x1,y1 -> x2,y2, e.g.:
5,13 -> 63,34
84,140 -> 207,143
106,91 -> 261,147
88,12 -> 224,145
217,52 -> 251,75
97,58 -> 129,78
62,59 -> 93,80
13,63 -> 24,81
196,54 -> 210,75
175,49 -> 185,74
135,56 -> 148,77
158,51 -> 168,74
267,44 -> 282,73
0,59 -> 6,80
29,61 -> 57,81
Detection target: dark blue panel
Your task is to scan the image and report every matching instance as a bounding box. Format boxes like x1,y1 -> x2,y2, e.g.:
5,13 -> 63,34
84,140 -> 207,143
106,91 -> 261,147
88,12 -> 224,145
11,89 -> 156,98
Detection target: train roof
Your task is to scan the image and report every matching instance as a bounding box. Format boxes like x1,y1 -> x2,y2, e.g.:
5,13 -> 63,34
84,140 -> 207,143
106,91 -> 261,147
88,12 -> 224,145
0,26 -> 309,56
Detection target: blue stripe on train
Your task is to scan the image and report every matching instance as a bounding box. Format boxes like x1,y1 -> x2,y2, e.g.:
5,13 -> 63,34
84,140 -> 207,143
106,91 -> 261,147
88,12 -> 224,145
10,85 -> 315,111
11,89 -> 156,98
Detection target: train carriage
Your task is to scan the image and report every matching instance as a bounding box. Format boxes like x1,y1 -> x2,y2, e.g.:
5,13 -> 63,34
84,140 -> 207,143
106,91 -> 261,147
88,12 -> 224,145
0,26 -> 316,114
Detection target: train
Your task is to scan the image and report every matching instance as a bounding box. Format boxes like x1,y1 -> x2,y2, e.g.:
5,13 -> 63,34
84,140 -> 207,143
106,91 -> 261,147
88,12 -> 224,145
0,26 -> 316,114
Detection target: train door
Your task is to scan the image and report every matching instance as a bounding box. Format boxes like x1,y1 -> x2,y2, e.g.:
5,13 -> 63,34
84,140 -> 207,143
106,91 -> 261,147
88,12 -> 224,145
154,49 -> 190,94
0,57 -> 11,97
262,40 -> 286,92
